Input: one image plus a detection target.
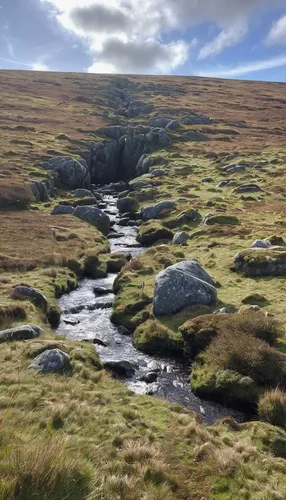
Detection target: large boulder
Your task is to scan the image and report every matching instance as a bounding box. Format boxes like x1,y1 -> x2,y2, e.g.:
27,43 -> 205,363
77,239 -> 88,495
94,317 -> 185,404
90,140 -> 121,184
29,349 -> 71,373
153,261 -> 217,316
234,248 -> 286,277
117,196 -> 138,214
141,201 -> 176,221
74,188 -> 94,198
137,222 -> 173,246
43,156 -> 90,189
11,286 -> 48,310
51,205 -> 74,215
0,325 -> 43,343
73,206 -> 110,235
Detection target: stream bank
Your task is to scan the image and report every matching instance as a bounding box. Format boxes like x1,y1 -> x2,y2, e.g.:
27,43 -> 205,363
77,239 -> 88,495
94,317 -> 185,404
57,192 -> 245,424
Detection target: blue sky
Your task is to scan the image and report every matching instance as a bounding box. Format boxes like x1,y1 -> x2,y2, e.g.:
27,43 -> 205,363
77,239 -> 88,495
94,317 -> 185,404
0,0 -> 286,81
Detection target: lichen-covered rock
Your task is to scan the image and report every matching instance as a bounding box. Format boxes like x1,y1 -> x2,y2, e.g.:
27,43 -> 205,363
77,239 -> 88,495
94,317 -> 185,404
153,260 -> 217,316
0,324 -> 43,343
73,205 -> 110,234
51,205 -> 74,215
29,349 -> 70,373
141,201 -> 176,221
117,196 -> 138,214
172,231 -> 189,245
234,248 -> 286,277
43,156 -> 90,189
11,285 -> 48,310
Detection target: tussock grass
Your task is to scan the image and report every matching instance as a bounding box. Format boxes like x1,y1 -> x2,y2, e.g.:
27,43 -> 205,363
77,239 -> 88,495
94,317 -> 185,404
258,389 -> 286,428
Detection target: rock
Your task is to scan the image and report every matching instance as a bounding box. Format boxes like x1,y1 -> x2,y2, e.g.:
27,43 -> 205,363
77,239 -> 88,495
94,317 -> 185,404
202,177 -> 213,183
93,338 -> 108,347
73,197 -> 98,207
118,218 -> 130,227
177,209 -> 202,225
217,180 -> 229,188
204,215 -> 239,226
233,184 -> 263,194
136,155 -> 152,176
109,181 -> 128,192
141,201 -> 176,221
137,222 -> 173,246
145,128 -> 171,148
182,131 -> 208,142
153,260 -> 217,316
63,318 -> 80,326
172,231 -> 189,245
11,285 -> 48,310
165,120 -> 181,130
29,349 -> 71,373
129,180 -> 153,191
73,206 -> 110,235
234,248 -> 286,277
107,252 -> 131,273
117,325 -> 131,336
108,232 -> 125,239
214,308 -> 230,314
103,360 -> 136,378
51,205 -> 74,215
29,180 -> 51,202
182,115 -> 212,125
93,286 -> 113,295
0,324 -> 43,343
150,169 -> 165,177
242,293 -> 268,305
74,188 -> 94,198
139,372 -> 158,383
117,197 -> 138,214
147,361 -> 162,372
43,156 -> 90,189
148,117 -> 172,128
252,239 -> 271,249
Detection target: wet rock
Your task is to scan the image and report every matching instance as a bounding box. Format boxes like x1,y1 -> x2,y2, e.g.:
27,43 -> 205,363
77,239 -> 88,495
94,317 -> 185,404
118,218 -> 130,227
73,206 -> 110,235
117,325 -> 131,336
63,318 -> 80,326
147,361 -> 162,372
87,302 -> 113,311
141,201 -> 176,221
172,231 -> 189,245
29,349 -> 71,373
103,360 -> 136,378
11,285 -> 48,310
139,372 -> 158,383
108,231 -> 125,239
93,338 -> 108,347
51,205 -> 74,215
117,197 -> 138,214
0,324 -> 43,343
93,286 -> 113,295
74,188 -> 94,198
252,239 -> 271,249
153,260 -> 217,316
233,184 -> 263,194
43,156 -> 90,189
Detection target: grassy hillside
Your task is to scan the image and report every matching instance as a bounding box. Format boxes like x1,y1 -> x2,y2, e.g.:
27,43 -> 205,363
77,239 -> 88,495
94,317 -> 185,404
0,69 -> 286,499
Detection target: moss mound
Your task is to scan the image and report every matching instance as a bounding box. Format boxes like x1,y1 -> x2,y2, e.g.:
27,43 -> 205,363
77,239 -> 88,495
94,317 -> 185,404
133,319 -> 184,356
205,215 -> 240,226
258,389 -> 286,429
137,221 -> 173,246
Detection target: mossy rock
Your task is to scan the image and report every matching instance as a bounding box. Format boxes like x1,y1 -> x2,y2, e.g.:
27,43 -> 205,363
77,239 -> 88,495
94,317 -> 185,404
205,215 -> 240,226
234,248 -> 286,277
137,222 -> 173,246
191,360 -> 258,406
133,319 -> 184,356
268,234 -> 285,246
242,293 -> 268,305
106,252 -> 131,273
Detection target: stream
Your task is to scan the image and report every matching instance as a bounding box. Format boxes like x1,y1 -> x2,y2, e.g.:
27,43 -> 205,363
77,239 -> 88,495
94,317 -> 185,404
57,193 -> 245,424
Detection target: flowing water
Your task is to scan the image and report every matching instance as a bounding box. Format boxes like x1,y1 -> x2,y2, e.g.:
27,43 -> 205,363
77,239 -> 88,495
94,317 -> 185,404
57,194 -> 245,424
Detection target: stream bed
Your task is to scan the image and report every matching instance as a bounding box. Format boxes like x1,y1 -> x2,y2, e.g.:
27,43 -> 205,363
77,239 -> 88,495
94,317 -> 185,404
57,194 -> 245,424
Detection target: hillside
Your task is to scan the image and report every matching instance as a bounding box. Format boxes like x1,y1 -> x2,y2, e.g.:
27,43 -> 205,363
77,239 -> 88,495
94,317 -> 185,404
1,70 -> 286,499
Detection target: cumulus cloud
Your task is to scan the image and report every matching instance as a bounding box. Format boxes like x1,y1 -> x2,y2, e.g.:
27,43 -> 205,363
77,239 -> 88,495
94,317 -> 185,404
265,15 -> 286,45
41,0 -> 284,73
198,21 -> 248,60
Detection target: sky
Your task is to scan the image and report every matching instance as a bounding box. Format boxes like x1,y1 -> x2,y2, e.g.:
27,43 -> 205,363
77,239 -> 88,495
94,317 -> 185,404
0,0 -> 286,81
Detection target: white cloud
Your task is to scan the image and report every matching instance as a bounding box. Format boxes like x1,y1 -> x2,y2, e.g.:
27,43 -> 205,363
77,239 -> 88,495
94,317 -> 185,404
199,54 -> 286,78
40,0 -> 284,74
198,21 -> 248,60
265,15 -> 286,45
88,61 -> 116,73
31,61 -> 50,71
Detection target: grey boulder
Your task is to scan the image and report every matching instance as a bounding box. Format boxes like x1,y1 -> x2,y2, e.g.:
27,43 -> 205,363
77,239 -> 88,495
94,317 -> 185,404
103,360 -> 136,378
252,239 -> 271,249
153,260 -> 217,316
150,169 -> 165,177
11,286 -> 48,310
73,206 -> 110,235
29,349 -> 71,373
233,184 -> 263,194
51,205 -> 74,215
74,189 -> 94,198
141,201 -> 176,221
43,156 -> 90,189
182,131 -> 208,142
117,196 -> 138,214
173,231 -> 189,245
0,324 -> 43,343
